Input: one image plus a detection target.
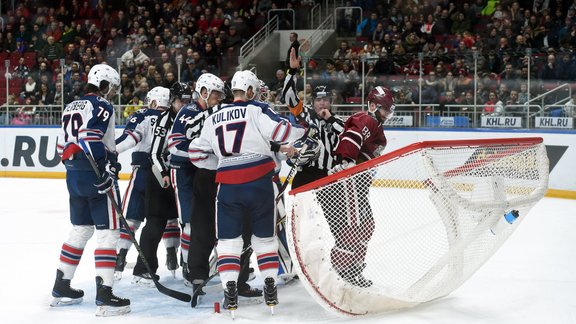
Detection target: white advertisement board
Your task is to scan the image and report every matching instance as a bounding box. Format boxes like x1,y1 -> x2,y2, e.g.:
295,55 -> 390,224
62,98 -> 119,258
1,127 -> 575,194
481,117 -> 523,128
535,117 -> 573,129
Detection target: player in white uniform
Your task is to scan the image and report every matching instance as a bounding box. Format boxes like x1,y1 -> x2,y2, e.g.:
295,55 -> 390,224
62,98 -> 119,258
189,70 -> 309,314
52,64 -> 130,316
113,87 -> 174,280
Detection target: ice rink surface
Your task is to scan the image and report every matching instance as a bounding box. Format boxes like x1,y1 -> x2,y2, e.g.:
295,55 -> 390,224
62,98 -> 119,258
0,177 -> 575,324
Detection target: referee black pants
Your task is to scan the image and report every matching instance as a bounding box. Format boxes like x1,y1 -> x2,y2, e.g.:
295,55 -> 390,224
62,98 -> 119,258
133,167 -> 178,276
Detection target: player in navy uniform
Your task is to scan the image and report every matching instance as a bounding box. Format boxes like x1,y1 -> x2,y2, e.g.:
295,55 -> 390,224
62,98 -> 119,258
52,64 -> 130,316
327,86 -> 395,287
167,73 -> 225,287
189,70 -> 311,314
113,86 -> 177,280
131,83 -> 187,284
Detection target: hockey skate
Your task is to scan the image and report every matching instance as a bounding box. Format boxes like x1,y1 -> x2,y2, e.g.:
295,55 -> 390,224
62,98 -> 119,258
223,281 -> 239,318
166,247 -> 179,277
190,279 -> 207,308
131,272 -> 159,287
263,277 -> 278,314
238,283 -> 263,298
95,276 -> 130,316
114,248 -> 128,281
182,261 -> 191,286
50,269 -> 84,307
338,264 -> 373,288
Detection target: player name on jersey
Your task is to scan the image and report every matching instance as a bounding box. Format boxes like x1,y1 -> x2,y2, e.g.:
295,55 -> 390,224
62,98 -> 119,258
211,108 -> 247,124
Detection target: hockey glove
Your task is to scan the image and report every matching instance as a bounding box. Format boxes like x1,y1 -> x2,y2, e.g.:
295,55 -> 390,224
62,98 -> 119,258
328,159 -> 356,175
95,161 -> 121,194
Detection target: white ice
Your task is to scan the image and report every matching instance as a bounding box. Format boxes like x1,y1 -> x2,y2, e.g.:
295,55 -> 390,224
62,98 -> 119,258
0,178 -> 575,324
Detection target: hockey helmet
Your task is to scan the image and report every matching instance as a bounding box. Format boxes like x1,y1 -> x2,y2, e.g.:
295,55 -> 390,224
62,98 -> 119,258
195,73 -> 226,101
231,70 -> 259,99
170,82 -> 192,104
87,64 -> 120,97
367,86 -> 395,120
146,86 -> 170,109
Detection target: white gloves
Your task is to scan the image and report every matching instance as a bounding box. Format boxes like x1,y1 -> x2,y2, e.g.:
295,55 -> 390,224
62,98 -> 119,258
327,159 -> 356,175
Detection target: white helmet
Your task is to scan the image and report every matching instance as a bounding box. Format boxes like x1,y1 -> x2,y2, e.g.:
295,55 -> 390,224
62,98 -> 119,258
146,86 -> 170,109
87,64 -> 120,96
195,73 -> 226,101
231,70 -> 259,99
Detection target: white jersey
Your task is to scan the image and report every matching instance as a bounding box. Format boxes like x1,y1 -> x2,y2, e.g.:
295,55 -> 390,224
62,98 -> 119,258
57,94 -> 116,163
115,108 -> 162,155
189,100 -> 305,184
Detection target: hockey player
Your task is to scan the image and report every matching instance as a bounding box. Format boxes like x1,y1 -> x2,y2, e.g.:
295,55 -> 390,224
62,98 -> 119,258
113,86 -> 181,280
52,63 -> 130,316
131,83 -> 186,284
326,86 -> 395,287
282,48 -> 345,189
185,74 -> 271,306
167,73 -> 225,286
189,70 -> 310,314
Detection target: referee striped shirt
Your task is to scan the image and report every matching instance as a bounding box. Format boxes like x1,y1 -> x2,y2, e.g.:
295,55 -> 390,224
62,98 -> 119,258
282,71 -> 344,170
150,108 -> 177,178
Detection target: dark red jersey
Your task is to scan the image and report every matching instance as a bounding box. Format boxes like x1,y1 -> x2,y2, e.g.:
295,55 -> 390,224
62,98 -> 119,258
333,111 -> 387,163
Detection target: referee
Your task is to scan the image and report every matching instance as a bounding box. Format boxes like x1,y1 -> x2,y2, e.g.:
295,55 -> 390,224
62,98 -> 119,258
282,48 -> 345,189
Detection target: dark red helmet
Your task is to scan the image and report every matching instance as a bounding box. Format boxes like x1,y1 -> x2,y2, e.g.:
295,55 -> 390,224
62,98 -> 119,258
367,86 -> 395,120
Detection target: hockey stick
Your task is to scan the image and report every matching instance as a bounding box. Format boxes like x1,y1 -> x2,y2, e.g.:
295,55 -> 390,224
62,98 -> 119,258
78,140 -> 192,303
274,127 -> 318,203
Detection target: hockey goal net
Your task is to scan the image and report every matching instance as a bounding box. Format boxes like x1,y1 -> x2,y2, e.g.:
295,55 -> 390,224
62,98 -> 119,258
287,137 -> 549,316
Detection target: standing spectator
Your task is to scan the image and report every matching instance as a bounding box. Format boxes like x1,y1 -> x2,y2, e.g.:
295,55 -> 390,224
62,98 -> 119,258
286,32 -> 300,69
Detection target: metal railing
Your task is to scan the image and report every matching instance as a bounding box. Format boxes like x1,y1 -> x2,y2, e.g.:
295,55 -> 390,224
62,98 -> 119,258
309,3 -> 321,29
525,83 -> 572,116
238,15 -> 279,69
2,103 -> 575,130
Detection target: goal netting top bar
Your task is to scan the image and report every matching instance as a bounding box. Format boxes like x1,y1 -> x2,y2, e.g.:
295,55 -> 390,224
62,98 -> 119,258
287,137 -> 549,316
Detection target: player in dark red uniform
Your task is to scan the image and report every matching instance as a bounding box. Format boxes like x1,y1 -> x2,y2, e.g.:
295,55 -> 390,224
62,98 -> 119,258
326,86 -> 395,287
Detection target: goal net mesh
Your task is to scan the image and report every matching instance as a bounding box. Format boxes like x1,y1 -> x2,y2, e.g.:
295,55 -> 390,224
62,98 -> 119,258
287,137 -> 549,316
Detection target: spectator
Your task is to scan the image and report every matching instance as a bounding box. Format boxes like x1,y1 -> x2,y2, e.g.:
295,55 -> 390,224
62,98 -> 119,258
333,40 -> 352,61
357,12 -> 380,38
13,57 -> 31,80
123,94 -> 144,119
121,43 -> 150,70
505,89 -> 523,117
41,36 -> 64,62
286,32 -> 300,68
482,91 -> 504,116
182,58 -> 200,83
540,53 -> 559,80
21,75 -> 39,100
271,69 -> 287,96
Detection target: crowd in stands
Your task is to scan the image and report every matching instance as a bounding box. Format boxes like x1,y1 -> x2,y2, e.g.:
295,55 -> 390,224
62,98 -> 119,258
1,0 -> 576,125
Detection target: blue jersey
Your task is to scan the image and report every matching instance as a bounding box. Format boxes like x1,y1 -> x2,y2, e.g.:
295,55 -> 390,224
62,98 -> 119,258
168,102 -> 204,168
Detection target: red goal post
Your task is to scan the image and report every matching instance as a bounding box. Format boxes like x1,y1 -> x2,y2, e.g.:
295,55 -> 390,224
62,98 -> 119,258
287,137 -> 549,316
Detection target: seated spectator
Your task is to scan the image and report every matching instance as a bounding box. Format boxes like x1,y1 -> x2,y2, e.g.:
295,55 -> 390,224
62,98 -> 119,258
482,91 -> 504,116
41,36 -> 63,62
123,94 -> 144,119
12,57 -> 31,80
333,40 -> 352,61
21,75 -> 39,100
505,89 -> 523,117
121,43 -> 150,70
